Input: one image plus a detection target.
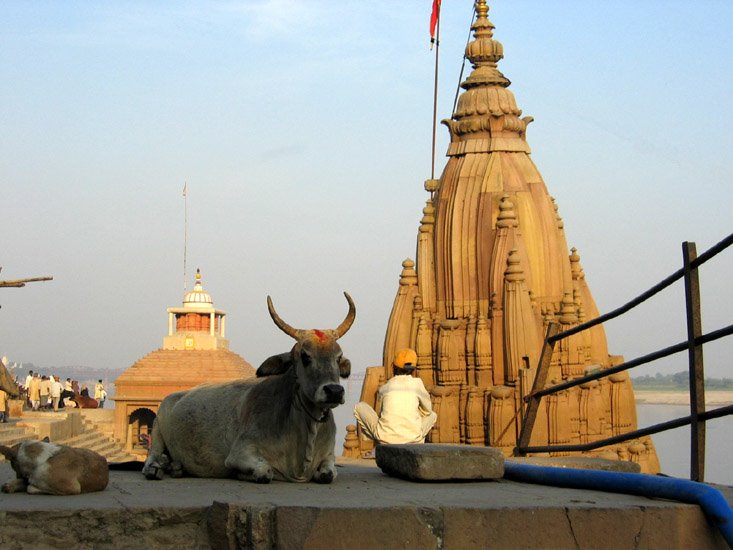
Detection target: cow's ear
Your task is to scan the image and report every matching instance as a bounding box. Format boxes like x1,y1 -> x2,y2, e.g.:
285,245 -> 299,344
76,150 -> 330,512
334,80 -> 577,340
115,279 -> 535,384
0,445 -> 15,461
339,357 -> 351,379
257,352 -> 292,377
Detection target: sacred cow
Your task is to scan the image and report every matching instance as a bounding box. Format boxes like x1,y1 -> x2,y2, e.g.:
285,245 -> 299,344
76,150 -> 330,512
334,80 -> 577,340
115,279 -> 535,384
69,392 -> 98,409
0,438 -> 109,495
142,292 -> 355,483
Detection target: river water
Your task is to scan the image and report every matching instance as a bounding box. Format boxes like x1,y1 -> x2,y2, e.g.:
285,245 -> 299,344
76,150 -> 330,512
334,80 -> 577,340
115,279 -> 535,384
333,382 -> 732,486
637,404 -> 732,485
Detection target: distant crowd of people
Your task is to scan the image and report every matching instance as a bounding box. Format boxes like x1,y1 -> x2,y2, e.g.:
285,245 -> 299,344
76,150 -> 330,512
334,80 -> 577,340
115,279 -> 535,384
4,370 -> 108,414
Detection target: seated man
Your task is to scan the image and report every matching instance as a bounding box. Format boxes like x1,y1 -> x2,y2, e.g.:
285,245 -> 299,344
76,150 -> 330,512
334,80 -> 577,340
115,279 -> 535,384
354,349 -> 437,445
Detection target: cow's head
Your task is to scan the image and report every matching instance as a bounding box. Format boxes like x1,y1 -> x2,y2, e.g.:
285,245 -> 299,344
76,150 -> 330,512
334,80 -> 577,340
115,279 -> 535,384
257,292 -> 355,409
0,443 -> 19,469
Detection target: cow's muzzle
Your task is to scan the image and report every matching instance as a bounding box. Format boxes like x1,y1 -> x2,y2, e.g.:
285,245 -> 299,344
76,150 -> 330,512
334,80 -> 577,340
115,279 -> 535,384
323,384 -> 345,404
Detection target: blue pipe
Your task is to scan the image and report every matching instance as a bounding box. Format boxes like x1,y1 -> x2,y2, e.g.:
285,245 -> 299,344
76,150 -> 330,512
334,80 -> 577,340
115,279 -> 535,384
504,462 -> 733,548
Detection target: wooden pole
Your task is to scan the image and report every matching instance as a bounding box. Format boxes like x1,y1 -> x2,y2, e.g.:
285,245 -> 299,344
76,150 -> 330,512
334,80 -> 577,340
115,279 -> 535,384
516,322 -> 560,455
0,276 -> 53,288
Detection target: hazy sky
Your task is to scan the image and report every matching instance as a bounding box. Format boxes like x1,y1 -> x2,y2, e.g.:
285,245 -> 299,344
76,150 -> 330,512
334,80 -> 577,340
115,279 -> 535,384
2,1 -> 731,382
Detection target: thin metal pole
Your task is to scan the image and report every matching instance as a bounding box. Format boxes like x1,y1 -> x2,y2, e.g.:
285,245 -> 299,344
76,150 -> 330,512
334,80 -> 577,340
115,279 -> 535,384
683,241 -> 705,482
183,182 -> 188,292
452,7 -> 475,115
551,232 -> 733,343
519,404 -> 733,454
527,323 -> 732,400
430,14 -> 440,180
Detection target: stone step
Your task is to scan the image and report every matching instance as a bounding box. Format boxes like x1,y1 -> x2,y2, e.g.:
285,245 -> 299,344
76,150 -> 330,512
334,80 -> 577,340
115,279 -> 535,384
61,434 -> 114,452
108,452 -> 141,464
85,425 -> 115,439
0,423 -> 40,461
0,426 -> 28,439
60,431 -> 104,447
56,430 -> 136,463
0,433 -> 39,452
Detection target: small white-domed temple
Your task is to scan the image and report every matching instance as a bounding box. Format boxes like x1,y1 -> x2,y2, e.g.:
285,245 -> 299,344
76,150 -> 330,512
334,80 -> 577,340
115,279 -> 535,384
113,269 -> 255,456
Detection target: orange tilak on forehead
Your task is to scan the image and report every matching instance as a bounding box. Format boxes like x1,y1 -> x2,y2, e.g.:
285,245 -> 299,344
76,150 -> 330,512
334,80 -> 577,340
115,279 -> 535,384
312,329 -> 328,344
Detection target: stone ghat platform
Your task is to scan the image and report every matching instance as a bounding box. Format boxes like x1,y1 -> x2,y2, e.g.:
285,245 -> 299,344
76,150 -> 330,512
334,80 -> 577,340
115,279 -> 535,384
0,458 -> 730,549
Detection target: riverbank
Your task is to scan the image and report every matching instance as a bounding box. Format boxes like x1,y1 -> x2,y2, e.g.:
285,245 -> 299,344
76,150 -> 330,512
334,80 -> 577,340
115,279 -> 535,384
634,390 -> 733,406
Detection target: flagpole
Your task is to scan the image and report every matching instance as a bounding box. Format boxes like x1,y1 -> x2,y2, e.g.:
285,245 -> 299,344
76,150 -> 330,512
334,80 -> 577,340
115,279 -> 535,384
183,182 -> 188,292
431,10 -> 441,181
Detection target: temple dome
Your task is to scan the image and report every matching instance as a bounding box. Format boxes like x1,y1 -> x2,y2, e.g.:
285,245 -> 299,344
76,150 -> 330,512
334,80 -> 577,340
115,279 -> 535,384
183,269 -> 213,308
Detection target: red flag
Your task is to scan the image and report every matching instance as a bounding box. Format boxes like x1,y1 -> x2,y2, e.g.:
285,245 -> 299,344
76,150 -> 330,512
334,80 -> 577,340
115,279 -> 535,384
430,0 -> 441,45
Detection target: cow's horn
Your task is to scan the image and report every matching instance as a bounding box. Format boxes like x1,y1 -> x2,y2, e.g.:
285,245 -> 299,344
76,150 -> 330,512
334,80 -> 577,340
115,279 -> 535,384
267,296 -> 300,339
333,292 -> 356,339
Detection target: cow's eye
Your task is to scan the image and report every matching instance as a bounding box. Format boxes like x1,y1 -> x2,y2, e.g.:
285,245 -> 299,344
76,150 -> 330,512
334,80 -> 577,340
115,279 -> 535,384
300,351 -> 311,366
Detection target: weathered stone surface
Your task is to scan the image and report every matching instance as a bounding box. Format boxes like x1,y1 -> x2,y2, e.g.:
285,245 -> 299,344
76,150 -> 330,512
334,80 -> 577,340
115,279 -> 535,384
375,443 -> 505,481
206,501 -> 275,550
0,507 -> 210,549
276,507 -> 442,550
507,456 -> 641,473
443,506 -> 726,550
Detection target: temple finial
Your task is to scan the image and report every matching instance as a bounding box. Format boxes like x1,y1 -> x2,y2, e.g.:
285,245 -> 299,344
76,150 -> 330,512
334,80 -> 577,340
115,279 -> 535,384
462,0 -> 509,89
475,0 -> 489,19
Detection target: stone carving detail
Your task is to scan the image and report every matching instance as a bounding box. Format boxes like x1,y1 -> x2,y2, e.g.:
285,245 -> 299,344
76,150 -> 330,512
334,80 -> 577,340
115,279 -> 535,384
474,314 -> 493,387
437,320 -> 466,386
465,387 -> 486,445
488,386 -> 516,449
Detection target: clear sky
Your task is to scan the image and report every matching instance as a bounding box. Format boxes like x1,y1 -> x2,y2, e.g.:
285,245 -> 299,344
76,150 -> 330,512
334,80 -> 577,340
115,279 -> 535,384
1,1 -> 731,381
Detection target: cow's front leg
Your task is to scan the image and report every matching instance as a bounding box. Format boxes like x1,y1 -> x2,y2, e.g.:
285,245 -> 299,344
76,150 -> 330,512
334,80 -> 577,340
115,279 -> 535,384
2,477 -> 28,493
225,442 -> 273,484
312,457 -> 337,484
142,451 -> 170,480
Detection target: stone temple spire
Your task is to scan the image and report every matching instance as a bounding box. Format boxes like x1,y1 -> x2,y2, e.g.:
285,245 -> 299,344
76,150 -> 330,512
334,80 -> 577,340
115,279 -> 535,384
353,0 -> 660,473
444,0 -> 532,157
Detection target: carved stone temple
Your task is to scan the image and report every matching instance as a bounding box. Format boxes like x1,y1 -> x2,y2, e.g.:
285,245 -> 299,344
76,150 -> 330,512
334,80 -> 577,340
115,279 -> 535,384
347,1 -> 660,473
113,269 -> 255,456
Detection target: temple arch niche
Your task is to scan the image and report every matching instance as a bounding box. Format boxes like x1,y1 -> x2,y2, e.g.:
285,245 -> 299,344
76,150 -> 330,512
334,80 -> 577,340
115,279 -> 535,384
127,407 -> 156,452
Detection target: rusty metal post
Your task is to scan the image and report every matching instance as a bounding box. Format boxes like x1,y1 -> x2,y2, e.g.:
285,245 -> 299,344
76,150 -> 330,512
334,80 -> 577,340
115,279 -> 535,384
683,241 -> 706,482
515,323 -> 560,455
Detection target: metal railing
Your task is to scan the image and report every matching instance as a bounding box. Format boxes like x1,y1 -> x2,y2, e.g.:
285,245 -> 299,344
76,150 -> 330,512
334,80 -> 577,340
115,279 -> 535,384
514,232 -> 733,482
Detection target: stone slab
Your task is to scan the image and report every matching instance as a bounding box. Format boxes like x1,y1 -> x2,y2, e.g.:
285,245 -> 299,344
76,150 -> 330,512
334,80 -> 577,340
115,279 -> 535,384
375,443 -> 505,481
507,456 -> 642,473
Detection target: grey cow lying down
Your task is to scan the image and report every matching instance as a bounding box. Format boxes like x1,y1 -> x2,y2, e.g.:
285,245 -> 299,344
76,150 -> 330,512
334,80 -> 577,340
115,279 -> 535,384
142,292 -> 354,483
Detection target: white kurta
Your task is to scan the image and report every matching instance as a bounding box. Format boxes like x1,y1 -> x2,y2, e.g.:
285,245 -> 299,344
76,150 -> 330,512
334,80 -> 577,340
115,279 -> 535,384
354,374 -> 436,444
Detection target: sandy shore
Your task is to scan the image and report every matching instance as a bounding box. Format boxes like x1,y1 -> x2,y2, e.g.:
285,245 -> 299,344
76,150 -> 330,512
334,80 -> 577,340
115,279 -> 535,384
634,390 -> 733,406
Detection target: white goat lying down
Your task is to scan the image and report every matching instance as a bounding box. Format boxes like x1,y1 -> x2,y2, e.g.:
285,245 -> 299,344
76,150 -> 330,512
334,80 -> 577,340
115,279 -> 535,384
1,438 -> 109,495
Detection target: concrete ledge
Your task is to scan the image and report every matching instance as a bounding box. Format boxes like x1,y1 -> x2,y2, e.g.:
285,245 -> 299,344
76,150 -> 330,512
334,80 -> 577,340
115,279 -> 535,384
375,443 -> 505,481
0,460 -> 729,549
